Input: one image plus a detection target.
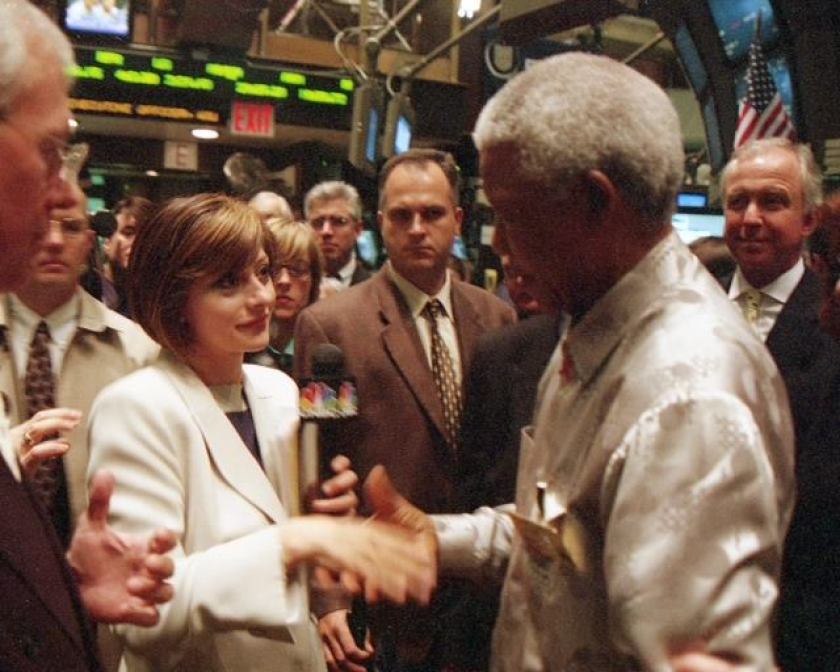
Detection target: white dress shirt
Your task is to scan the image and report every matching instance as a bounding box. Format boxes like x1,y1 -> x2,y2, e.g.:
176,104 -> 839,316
334,252 -> 359,288
729,258 -> 804,342
7,292 -> 81,382
387,263 -> 462,385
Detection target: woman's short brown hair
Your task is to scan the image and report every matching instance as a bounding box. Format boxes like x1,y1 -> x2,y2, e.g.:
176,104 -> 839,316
129,193 -> 278,356
265,218 -> 324,305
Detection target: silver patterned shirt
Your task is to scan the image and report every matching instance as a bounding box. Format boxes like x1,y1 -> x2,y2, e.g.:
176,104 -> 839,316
436,231 -> 795,671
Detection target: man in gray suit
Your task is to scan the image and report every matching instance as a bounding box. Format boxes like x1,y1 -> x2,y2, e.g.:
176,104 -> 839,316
296,149 -> 515,671
305,180 -> 372,289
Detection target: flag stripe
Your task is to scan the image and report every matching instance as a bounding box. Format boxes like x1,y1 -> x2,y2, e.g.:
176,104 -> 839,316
733,27 -> 796,149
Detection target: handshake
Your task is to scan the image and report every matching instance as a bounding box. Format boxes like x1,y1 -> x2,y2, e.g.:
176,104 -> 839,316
283,462 -> 438,607
68,462 -> 437,629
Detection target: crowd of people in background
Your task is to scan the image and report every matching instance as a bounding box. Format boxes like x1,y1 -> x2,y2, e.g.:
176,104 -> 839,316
5,1 -> 840,672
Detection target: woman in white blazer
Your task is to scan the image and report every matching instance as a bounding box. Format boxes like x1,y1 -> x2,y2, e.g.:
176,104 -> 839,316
86,194 -> 434,672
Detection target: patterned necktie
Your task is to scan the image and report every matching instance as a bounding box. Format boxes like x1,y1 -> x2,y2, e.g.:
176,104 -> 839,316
423,300 -> 462,452
24,322 -> 63,513
741,288 -> 762,327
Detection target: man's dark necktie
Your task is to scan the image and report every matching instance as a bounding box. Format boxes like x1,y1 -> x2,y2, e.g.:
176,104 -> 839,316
24,321 -> 70,545
422,300 -> 462,452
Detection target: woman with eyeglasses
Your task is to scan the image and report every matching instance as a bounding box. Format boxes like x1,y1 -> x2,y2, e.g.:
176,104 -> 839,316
85,194 -> 435,672
248,219 -> 324,375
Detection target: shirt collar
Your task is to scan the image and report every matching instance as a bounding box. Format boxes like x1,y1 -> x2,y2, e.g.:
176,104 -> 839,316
565,231 -> 690,386
729,258 -> 804,305
8,290 -> 81,334
386,262 -> 454,320
336,252 -> 358,284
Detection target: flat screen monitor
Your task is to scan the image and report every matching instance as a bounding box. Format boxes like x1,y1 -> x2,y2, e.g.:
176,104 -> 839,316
62,0 -> 131,39
348,82 -> 384,174
708,0 -> 779,62
672,211 -> 725,244
395,115 -> 413,155
677,191 -> 710,209
382,92 -> 415,159
674,23 -> 709,94
365,107 -> 380,165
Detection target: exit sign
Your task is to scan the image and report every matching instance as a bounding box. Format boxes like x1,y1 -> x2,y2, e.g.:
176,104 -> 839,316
230,101 -> 275,138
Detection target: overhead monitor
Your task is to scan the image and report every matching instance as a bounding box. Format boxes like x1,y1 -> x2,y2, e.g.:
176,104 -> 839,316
707,0 -> 780,62
381,92 -> 415,159
62,0 -> 132,39
348,82 -> 384,174
673,23 -> 709,94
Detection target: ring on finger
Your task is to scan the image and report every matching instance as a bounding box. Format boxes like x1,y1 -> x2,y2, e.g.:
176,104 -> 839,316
22,430 -> 36,448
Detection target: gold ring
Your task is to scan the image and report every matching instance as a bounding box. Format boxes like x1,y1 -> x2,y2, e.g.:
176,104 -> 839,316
22,430 -> 36,448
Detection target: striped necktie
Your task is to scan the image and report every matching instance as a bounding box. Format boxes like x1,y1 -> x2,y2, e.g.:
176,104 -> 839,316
24,321 -> 70,544
422,300 -> 462,452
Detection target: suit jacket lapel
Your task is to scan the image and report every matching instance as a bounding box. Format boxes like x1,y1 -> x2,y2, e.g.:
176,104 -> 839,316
451,280 -> 486,379
244,371 -> 296,518
159,354 -> 284,523
766,269 -> 821,372
376,273 -> 448,440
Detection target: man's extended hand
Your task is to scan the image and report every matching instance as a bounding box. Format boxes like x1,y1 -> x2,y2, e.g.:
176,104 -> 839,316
67,470 -> 176,626
364,465 -> 438,557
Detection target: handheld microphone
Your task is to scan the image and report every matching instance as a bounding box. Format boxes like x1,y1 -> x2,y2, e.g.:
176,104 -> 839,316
298,343 -> 359,511
298,344 -> 367,654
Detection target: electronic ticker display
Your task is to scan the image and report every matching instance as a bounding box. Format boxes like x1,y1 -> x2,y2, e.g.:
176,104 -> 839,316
69,46 -> 355,129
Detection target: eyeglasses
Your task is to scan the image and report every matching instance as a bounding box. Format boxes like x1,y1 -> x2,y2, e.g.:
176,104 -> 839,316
277,263 -> 311,279
310,215 -> 353,230
47,217 -> 88,238
39,135 -> 72,180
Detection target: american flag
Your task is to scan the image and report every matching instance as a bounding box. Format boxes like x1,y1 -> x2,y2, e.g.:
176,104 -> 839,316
733,20 -> 796,148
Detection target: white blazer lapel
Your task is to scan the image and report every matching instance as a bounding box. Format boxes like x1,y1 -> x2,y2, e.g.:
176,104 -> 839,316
244,368 -> 300,518
159,353 -> 285,523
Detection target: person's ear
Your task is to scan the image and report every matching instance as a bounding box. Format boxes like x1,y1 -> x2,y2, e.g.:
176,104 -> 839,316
802,210 -> 818,239
583,170 -> 616,224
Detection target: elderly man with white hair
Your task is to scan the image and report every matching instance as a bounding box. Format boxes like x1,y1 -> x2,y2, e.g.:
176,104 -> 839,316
369,52 -> 794,672
0,3 -> 178,670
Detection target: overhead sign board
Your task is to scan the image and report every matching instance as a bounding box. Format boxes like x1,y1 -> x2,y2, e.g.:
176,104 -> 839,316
69,46 -> 355,130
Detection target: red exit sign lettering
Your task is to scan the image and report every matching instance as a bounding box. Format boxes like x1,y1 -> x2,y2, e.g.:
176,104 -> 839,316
230,101 -> 275,138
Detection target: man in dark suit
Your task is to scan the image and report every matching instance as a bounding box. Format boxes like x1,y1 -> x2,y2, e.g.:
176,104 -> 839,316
305,180 -> 372,290
721,137 -> 840,671
296,149 -> 516,671
458,312 -> 561,511
0,4 -> 174,670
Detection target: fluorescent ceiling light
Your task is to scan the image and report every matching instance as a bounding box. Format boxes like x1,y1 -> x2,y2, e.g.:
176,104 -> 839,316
191,128 -> 219,140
